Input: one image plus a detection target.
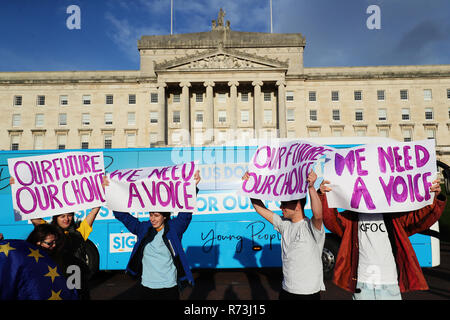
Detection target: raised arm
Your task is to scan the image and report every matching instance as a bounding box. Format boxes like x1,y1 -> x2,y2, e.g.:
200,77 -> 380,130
307,170 -> 323,231
242,172 -> 275,224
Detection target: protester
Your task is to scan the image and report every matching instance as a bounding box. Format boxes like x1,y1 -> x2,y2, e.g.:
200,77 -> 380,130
103,170 -> 201,300
319,178 -> 447,300
10,176 -> 101,300
26,223 -> 62,257
242,169 -> 325,300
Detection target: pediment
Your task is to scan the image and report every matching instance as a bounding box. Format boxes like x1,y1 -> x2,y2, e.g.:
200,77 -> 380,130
155,48 -> 288,71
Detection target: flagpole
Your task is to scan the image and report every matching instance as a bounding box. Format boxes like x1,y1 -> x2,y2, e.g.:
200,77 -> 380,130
270,0 -> 273,33
171,0 -> 173,35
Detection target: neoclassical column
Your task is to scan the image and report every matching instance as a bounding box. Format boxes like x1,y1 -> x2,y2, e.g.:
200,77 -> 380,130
252,80 -> 263,138
157,82 -> 167,145
276,80 -> 287,138
203,81 -> 215,144
228,80 -> 239,132
179,81 -> 191,145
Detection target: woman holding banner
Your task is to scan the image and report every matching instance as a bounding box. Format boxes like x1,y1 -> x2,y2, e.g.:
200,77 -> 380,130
319,178 -> 446,300
242,169 -> 325,300
10,177 -> 101,300
103,170 -> 201,300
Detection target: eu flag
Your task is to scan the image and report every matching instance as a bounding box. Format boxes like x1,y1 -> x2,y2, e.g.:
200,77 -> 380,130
0,239 -> 78,300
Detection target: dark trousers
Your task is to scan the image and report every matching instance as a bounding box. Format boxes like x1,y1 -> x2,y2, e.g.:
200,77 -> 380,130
279,288 -> 321,300
113,283 -> 179,300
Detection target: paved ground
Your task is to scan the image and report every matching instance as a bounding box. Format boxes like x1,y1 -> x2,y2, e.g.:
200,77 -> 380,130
89,241 -> 450,300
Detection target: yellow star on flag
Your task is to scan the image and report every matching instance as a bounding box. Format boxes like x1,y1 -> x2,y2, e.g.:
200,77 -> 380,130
0,242 -> 16,257
48,290 -> 62,300
28,247 -> 44,263
44,266 -> 60,283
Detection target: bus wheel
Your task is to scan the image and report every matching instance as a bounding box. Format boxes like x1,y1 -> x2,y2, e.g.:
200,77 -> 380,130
84,239 -> 100,278
322,236 -> 340,280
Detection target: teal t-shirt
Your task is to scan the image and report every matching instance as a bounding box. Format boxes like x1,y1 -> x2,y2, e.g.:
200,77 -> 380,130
141,228 -> 177,289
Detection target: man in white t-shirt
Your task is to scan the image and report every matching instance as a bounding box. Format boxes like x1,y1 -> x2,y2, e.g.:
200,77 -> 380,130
242,170 -> 325,300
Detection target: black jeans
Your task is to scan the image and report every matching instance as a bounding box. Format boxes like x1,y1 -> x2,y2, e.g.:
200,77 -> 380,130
279,288 -> 321,300
114,283 -> 179,300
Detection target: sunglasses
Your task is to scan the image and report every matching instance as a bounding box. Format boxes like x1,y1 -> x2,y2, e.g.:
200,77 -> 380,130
42,240 -> 57,246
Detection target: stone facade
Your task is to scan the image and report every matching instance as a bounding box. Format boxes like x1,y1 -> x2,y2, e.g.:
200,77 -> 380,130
1,13 -> 449,165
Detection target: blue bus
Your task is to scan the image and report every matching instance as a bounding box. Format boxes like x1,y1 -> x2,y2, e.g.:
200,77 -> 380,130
0,137 -> 446,279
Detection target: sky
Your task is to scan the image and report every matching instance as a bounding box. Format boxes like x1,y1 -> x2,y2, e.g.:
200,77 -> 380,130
0,0 -> 449,72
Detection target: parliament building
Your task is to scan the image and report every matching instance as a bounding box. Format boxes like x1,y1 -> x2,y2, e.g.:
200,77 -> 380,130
1,11 -> 449,164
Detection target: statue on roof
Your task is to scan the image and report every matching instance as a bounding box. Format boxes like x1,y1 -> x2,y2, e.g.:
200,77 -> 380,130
212,8 -> 230,30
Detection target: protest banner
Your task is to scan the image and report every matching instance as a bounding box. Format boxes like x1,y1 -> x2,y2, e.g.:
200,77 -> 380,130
323,139 -> 437,213
240,139 -> 333,201
8,152 -> 105,221
105,161 -> 197,212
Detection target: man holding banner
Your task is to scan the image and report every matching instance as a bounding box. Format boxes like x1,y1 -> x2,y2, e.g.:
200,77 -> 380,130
241,139 -> 330,300
103,163 -> 200,300
319,139 -> 447,300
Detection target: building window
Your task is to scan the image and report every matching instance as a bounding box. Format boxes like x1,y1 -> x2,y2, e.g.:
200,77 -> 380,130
150,133 -> 158,146
82,113 -> 90,126
37,95 -> 45,106
355,109 -> 364,121
332,109 -> 340,121
82,95 -> 91,105
60,95 -> 68,106
400,90 -> 408,100
240,110 -> 249,123
127,112 -> 136,126
195,93 -> 203,103
355,128 -> 366,137
11,135 -> 20,150
12,114 -> 21,127
286,91 -> 294,102
309,91 -> 316,102
217,93 -> 226,103
263,92 -> 271,102
35,114 -> 44,127
379,128 -> 389,137
332,128 -> 343,137
309,110 -> 317,121
104,112 -> 113,125
59,113 -> 67,126
57,135 -> 67,150
423,89 -> 432,101
195,111 -> 203,123
241,92 -> 249,102
33,134 -> 44,150
150,93 -> 158,103
377,90 -> 385,101
331,91 -> 339,101
263,109 -> 272,124
447,89 -> 450,99
106,94 -> 113,105
14,95 -> 22,106
150,111 -> 158,124
129,94 -> 136,104
402,129 -> 412,142
173,93 -> 180,103
287,109 -> 295,122
425,128 -> 436,140
127,133 -> 136,147
401,108 -> 410,121
81,134 -> 89,149
425,107 -> 433,120
218,110 -> 227,123
173,111 -> 180,123
104,134 -> 112,149
378,109 -> 387,121
354,90 -> 362,101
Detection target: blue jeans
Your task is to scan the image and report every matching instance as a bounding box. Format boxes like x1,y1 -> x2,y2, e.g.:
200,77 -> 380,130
352,281 -> 402,300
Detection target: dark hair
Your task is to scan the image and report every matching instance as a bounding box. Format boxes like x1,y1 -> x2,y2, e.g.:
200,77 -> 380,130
26,223 -> 64,253
280,198 -> 307,211
51,212 -> 76,230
